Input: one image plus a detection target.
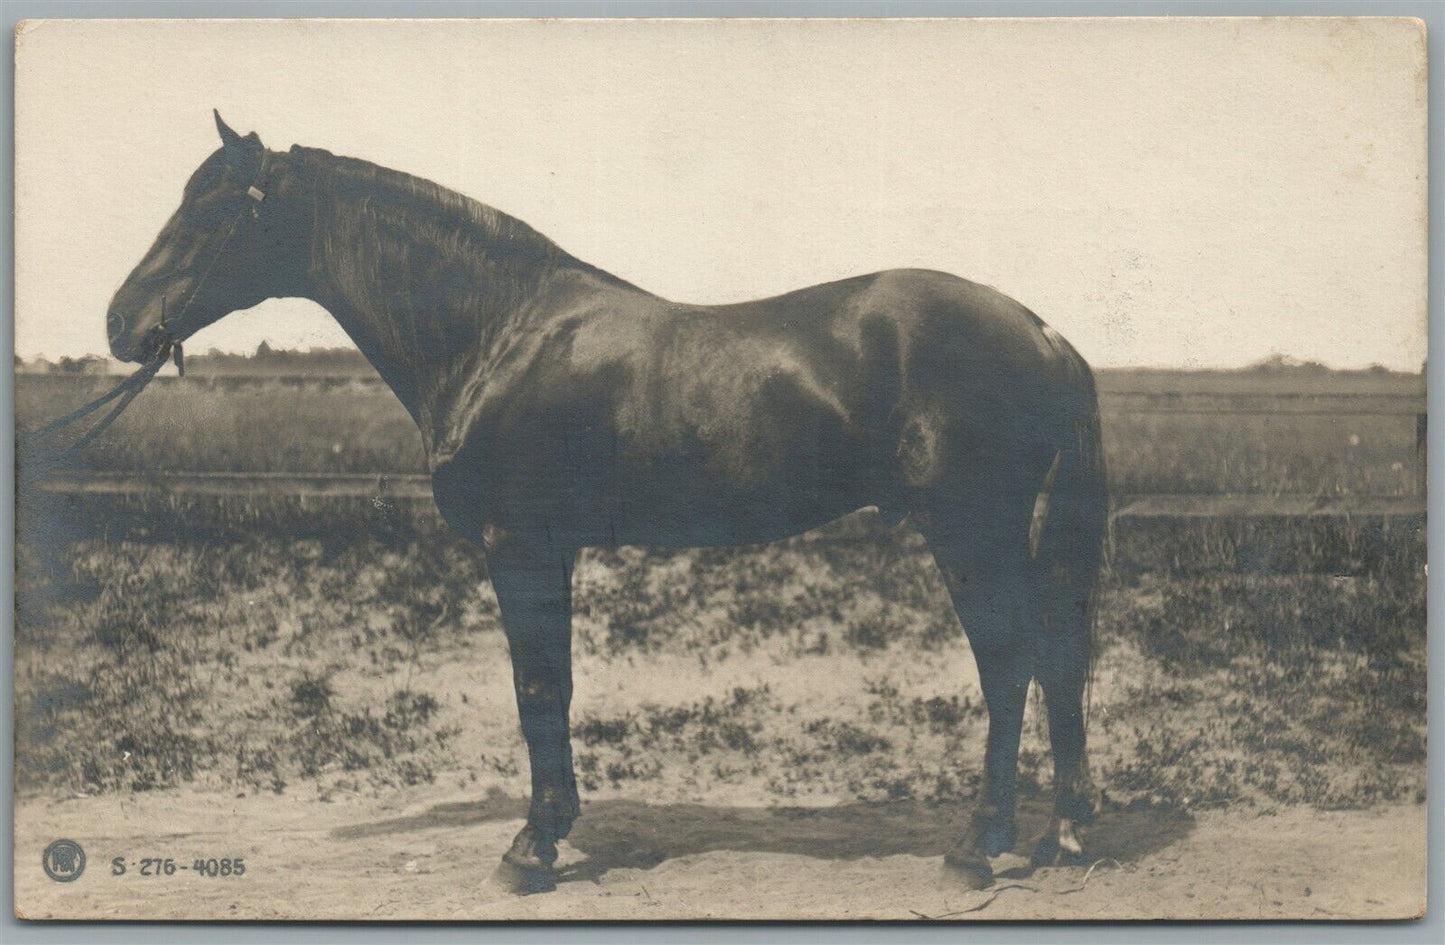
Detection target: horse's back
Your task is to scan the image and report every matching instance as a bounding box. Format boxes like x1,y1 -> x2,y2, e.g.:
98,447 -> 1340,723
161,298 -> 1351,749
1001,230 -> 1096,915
721,268 -> 1096,447
855,268 -> 1092,400
709,267 -> 1086,376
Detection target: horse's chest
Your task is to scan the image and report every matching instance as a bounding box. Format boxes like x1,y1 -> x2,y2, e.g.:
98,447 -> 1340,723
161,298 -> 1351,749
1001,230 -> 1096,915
428,417 -> 610,540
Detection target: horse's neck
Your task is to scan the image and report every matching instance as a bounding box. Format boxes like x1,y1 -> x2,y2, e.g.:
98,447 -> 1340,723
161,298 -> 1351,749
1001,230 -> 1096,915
295,152 -> 586,448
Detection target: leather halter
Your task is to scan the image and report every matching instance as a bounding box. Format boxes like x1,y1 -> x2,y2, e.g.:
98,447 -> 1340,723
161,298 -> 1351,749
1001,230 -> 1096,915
162,152 -> 270,364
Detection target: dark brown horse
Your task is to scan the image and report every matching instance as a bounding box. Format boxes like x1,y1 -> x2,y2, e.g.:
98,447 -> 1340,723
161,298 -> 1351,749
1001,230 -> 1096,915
107,113 -> 1109,893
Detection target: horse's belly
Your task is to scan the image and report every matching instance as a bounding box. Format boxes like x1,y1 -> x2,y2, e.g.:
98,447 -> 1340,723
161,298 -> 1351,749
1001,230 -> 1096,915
432,440 -> 881,551
480,447 -> 880,550
605,472 -> 874,548
597,416 -> 888,546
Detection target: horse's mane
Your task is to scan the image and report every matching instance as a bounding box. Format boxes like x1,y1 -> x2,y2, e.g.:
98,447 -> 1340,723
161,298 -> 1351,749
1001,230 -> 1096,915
284,145 -> 639,420
292,144 -> 632,289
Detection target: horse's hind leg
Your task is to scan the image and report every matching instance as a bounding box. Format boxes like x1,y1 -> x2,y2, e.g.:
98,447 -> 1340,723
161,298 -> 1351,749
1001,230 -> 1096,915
920,510 -> 1037,889
1030,443 -> 1106,868
1030,581 -> 1096,868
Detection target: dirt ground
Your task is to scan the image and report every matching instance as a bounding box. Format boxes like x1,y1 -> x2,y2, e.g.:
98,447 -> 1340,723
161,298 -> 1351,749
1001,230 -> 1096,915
12,522 -> 1429,922
13,785 -> 1425,921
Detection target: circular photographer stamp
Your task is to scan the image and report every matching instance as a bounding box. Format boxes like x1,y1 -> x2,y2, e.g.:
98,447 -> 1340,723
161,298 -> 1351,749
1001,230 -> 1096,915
43,839 -> 86,883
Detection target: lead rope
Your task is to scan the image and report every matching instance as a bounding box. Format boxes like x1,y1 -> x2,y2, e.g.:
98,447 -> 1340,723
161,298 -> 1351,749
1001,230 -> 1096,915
20,341 -> 171,473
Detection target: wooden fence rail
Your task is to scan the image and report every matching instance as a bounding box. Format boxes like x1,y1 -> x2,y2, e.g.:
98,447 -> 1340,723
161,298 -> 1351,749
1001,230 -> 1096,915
24,471 -> 1425,520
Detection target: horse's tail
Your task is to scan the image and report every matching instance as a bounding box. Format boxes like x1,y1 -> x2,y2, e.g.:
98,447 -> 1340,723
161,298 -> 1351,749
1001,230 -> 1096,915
1036,330 -> 1110,726
1062,405 -> 1110,727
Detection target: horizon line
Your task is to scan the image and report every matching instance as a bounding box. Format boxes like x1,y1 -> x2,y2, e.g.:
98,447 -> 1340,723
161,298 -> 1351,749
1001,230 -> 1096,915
13,348 -> 1428,376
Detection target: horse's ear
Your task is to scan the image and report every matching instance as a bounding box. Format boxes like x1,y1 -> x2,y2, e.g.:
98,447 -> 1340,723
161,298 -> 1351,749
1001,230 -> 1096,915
214,110 -> 263,173
214,109 -> 244,150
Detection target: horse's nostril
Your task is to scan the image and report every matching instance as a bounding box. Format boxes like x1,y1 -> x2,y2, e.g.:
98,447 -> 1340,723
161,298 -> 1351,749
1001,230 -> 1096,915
108,309 -> 128,338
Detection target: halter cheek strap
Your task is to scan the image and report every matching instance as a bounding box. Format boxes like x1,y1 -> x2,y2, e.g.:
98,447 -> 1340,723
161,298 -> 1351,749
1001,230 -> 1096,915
167,152 -> 270,342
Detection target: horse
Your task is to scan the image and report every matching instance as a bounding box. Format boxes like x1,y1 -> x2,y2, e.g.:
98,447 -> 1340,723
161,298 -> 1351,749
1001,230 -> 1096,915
106,112 -> 1110,893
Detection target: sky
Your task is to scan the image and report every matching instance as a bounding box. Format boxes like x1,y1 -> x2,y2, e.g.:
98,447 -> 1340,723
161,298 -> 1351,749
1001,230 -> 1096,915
15,17 -> 1428,369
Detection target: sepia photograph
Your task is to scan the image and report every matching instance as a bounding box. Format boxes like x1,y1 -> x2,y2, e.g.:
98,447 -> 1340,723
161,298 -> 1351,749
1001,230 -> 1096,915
11,16 -> 1429,921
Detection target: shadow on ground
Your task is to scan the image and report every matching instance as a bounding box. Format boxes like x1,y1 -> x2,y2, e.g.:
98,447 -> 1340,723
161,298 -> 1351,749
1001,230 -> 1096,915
334,789 -> 1194,885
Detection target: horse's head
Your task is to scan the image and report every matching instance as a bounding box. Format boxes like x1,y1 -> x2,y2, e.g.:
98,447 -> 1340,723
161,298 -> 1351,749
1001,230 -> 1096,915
107,112 -> 308,363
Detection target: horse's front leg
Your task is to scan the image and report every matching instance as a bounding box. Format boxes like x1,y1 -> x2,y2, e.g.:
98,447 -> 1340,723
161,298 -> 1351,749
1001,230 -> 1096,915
488,540 -> 580,894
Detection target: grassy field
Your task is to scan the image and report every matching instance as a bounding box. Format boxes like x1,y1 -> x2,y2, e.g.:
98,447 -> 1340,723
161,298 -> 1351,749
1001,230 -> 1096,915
12,368 -> 1428,819
14,514 -> 1426,812
16,369 -> 1425,495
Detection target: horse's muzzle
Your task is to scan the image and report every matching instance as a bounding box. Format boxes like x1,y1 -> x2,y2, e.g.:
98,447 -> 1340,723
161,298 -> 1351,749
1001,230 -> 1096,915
108,313 -> 170,364
107,307 -> 142,362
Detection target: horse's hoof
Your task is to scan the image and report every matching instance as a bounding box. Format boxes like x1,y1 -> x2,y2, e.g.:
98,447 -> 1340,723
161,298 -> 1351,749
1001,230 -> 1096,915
977,819 -> 1016,858
1032,846 -> 1086,868
495,856 -> 557,895
1032,819 -> 1086,868
943,848 -> 995,890
1058,793 -> 1096,826
1031,834 -> 1060,868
